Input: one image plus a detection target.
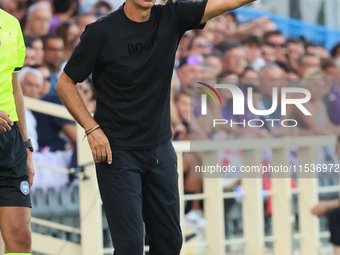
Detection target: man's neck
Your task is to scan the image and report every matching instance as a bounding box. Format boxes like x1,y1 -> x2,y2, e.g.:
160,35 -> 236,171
123,1 -> 152,22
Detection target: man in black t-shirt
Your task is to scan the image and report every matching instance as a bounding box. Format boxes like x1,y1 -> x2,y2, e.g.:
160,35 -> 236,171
56,0 -> 255,253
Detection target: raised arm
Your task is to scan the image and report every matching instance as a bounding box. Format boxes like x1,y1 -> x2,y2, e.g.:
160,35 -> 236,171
201,0 -> 256,24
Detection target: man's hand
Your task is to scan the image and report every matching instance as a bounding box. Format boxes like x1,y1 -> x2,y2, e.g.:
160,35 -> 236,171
0,110 -> 14,133
87,128 -> 112,164
311,200 -> 340,217
26,150 -> 35,188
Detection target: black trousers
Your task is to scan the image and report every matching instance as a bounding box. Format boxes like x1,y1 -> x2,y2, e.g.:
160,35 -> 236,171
96,139 -> 183,255
327,207 -> 340,246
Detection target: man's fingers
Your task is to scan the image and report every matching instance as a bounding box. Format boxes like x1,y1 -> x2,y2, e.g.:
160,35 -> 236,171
100,147 -> 106,163
92,149 -> 98,163
106,145 -> 112,164
0,112 -> 14,126
0,122 -> 11,131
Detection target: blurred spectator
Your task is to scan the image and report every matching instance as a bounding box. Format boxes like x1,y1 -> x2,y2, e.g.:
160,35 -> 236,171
56,21 -> 80,56
211,17 -> 227,50
65,36 -> 80,60
24,3 -> 51,37
23,41 -> 37,67
90,1 -> 113,18
286,38 -> 305,71
261,42 -> 276,63
176,56 -> 203,88
35,65 -> 52,98
42,35 -> 65,93
18,67 -> 44,150
259,64 -> 284,124
237,17 -> 276,39
328,73 -> 340,126
297,68 -> 340,136
241,35 -> 265,71
298,53 -> 320,78
222,43 -> 247,75
321,58 -> 337,78
264,30 -> 286,62
205,54 -> 223,77
187,36 -> 212,56
49,0 -> 78,34
76,13 -> 96,33
19,67 -> 43,100
177,31 -> 194,60
222,12 -> 237,40
240,66 -> 260,88
33,93 -> 77,152
76,79 -> 96,114
24,35 -> 44,65
331,43 -> 340,61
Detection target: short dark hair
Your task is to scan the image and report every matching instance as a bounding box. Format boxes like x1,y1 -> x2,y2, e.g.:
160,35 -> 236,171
331,43 -> 340,58
241,35 -> 262,47
53,0 -> 72,13
263,30 -> 283,42
174,89 -> 190,102
93,1 -> 112,11
42,34 -> 63,48
298,53 -> 318,66
217,69 -> 237,78
320,57 -> 335,70
275,60 -> 290,73
221,42 -> 243,54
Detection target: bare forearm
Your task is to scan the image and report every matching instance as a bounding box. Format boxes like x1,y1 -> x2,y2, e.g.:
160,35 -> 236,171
12,73 -> 28,141
202,0 -> 255,23
56,72 -> 97,130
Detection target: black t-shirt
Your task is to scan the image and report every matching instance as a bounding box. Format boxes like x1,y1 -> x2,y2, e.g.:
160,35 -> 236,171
64,0 -> 208,150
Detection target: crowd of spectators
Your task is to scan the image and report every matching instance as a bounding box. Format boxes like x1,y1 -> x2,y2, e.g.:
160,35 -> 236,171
3,0 -> 340,233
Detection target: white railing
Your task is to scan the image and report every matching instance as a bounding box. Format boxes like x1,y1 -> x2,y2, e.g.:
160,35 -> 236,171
3,97 -> 335,255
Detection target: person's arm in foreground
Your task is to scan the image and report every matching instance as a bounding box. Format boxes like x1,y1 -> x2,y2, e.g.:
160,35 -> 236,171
56,72 -> 112,164
201,0 -> 256,24
311,199 -> 340,217
12,73 -> 35,187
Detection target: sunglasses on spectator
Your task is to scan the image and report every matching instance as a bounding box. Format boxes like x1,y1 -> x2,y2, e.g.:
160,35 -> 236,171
268,42 -> 285,48
195,43 -> 212,49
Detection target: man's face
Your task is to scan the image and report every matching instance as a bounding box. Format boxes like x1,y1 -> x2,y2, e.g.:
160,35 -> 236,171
299,56 -> 320,78
77,14 -> 97,34
21,72 -> 41,99
260,67 -> 283,98
262,45 -> 276,63
244,44 -> 261,64
32,39 -> 44,65
44,38 -> 65,70
24,47 -> 36,67
175,94 -> 190,121
191,37 -> 211,56
177,64 -> 202,88
287,43 -> 304,62
224,47 -> 246,75
267,34 -> 286,62
37,67 -> 51,97
29,8 -> 51,36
